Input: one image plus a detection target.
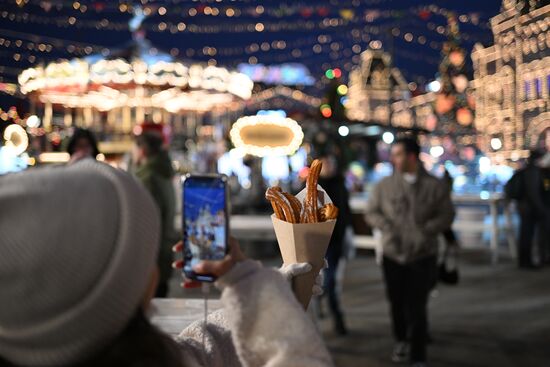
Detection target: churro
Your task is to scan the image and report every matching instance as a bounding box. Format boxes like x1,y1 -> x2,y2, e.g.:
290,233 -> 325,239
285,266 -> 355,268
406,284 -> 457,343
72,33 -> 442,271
265,159 -> 338,224
283,192 -> 302,223
304,159 -> 323,223
319,203 -> 339,221
266,187 -> 297,223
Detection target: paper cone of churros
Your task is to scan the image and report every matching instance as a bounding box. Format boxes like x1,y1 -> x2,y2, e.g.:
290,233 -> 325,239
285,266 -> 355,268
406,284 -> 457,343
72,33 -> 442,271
266,159 -> 338,309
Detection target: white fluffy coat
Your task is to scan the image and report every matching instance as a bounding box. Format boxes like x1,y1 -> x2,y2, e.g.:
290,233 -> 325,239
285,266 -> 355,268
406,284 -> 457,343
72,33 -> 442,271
175,260 -> 334,367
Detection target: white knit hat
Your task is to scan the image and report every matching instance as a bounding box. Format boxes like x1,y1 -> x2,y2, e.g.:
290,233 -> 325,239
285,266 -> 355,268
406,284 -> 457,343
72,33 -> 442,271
0,160 -> 161,366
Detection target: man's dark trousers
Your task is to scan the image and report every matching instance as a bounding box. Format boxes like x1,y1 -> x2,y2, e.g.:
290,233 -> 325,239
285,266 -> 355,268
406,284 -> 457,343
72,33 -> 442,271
383,255 -> 437,363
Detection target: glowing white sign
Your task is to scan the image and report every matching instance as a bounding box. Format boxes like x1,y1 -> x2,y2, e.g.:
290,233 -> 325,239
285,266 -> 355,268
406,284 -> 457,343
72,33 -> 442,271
3,124 -> 29,156
230,115 -> 304,157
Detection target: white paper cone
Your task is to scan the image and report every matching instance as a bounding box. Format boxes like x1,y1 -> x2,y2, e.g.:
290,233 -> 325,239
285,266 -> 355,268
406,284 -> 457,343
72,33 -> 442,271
271,185 -> 336,309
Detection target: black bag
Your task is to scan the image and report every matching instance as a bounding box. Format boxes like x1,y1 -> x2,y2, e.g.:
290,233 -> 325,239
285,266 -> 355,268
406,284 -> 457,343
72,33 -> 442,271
438,246 -> 459,285
504,170 -> 525,200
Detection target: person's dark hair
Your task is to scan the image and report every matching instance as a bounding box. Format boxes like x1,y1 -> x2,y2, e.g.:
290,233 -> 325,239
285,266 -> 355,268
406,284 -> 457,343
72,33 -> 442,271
67,128 -> 100,157
0,310 -> 184,367
527,149 -> 544,165
136,132 -> 164,157
393,136 -> 420,158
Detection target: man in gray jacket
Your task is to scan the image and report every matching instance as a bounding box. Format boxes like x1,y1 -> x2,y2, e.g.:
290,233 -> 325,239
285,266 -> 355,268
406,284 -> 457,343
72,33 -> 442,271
366,137 -> 455,367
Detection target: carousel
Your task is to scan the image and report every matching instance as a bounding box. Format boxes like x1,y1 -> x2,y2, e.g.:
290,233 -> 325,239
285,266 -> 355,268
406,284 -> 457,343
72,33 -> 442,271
17,11 -> 253,156
18,40 -> 253,133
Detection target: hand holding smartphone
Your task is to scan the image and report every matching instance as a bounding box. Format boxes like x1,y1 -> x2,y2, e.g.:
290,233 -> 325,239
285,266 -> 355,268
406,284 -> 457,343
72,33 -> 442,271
172,237 -> 245,287
181,174 -> 229,282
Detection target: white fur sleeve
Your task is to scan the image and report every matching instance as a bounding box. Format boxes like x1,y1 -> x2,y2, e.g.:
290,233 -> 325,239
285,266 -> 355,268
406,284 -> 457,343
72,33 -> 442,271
216,260 -> 334,367
175,309 -> 241,367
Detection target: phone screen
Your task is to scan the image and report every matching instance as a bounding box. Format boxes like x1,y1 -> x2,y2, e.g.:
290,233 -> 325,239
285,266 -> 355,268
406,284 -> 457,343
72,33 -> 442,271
182,175 -> 228,282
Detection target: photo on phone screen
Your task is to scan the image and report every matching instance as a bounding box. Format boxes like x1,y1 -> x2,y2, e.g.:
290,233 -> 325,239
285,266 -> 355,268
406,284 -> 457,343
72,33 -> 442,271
182,175 -> 228,282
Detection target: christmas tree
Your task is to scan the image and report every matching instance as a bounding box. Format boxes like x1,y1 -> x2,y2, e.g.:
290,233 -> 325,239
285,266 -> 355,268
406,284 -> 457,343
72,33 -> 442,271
435,13 -> 476,142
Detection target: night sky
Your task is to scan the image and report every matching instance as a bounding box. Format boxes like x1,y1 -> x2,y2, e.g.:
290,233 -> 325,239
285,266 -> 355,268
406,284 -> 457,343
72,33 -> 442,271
0,0 -> 502,109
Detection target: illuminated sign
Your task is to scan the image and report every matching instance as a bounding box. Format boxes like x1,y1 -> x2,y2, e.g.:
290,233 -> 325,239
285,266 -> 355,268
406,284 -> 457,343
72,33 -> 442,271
237,63 -> 315,86
230,115 -> 304,157
3,124 -> 29,156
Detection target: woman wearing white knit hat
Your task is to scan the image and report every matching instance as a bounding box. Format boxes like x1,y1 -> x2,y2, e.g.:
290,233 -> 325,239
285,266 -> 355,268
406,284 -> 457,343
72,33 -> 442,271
0,160 -> 333,367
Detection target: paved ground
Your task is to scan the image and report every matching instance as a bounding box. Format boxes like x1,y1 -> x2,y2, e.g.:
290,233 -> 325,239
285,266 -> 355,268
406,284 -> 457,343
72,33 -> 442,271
318,250 -> 550,367
168,248 -> 550,367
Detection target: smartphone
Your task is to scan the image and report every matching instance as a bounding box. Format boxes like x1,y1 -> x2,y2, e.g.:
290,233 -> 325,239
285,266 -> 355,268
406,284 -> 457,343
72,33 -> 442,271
181,174 -> 229,282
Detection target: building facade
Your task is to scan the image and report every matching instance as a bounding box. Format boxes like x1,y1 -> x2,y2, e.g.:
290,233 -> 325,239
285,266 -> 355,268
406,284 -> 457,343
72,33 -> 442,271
471,0 -> 550,161
346,49 -> 440,134
346,50 -> 410,126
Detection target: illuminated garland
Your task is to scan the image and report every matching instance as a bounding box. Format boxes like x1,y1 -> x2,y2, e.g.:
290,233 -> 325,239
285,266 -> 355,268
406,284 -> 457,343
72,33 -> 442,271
0,11 -> 374,33
1,3 -> 486,68
0,106 -> 23,123
246,86 -> 321,108
13,1 -> 487,30
0,82 -> 18,95
0,24 -> 445,68
0,5 -> 489,35
0,3 -> 494,91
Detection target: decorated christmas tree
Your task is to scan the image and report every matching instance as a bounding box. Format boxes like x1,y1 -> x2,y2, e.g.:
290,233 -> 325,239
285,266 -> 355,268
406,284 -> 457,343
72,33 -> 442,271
435,13 -> 476,142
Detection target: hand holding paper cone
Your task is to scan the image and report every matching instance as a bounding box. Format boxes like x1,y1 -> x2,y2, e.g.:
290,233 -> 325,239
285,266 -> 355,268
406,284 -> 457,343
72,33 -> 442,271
265,159 -> 338,309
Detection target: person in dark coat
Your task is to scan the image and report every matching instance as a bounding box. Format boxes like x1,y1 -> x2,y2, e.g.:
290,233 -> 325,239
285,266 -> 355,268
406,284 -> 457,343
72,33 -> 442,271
66,128 -> 100,164
318,154 -> 352,335
538,152 -> 550,265
133,132 -> 177,297
505,150 -> 549,268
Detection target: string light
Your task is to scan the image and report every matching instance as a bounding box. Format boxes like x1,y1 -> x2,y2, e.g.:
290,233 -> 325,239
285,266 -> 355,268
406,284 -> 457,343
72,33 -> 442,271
0,2 -> 494,96
247,86 -> 321,109
320,104 -> 332,118
0,5 -> 488,36
0,18 -> 447,71
337,84 -> 348,95
0,106 -> 22,122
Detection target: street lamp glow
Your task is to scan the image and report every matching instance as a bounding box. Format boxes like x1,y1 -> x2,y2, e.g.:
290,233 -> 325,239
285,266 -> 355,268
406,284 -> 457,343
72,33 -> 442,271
490,138 -> 502,150
382,132 -> 394,144
429,145 -> 444,158
427,80 -> 441,92
26,115 -> 41,128
479,156 -> 491,174
338,126 -> 349,137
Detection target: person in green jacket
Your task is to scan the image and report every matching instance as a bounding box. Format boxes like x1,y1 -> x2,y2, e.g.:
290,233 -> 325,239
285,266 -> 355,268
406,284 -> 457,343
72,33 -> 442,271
133,132 -> 176,297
